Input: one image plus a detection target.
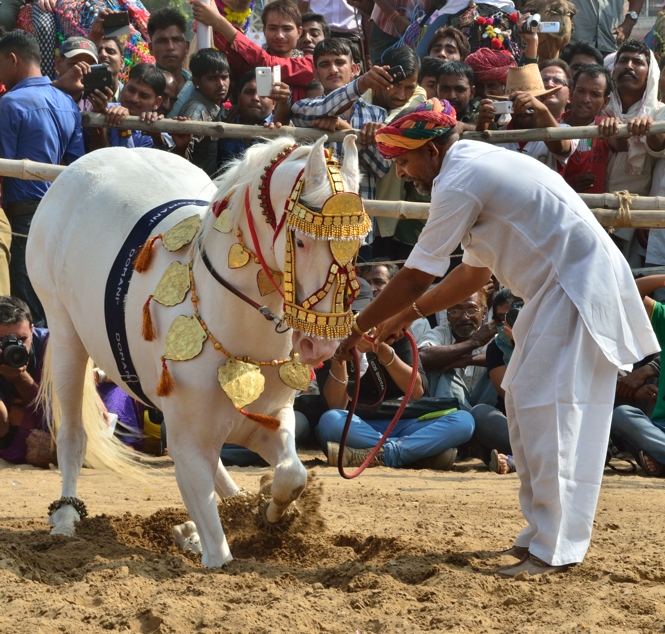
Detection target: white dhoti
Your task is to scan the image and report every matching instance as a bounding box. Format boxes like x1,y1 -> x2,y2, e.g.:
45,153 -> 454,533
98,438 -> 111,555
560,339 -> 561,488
503,276 -> 618,566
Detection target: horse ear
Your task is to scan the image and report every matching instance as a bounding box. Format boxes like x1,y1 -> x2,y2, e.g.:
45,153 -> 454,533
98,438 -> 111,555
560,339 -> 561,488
303,135 -> 330,196
340,135 -> 360,194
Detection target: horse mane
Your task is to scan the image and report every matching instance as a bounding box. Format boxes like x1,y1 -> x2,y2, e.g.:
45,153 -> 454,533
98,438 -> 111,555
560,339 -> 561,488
201,136 -> 338,238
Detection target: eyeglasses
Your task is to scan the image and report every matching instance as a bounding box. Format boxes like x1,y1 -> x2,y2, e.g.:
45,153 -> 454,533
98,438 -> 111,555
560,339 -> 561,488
448,307 -> 481,318
542,77 -> 568,87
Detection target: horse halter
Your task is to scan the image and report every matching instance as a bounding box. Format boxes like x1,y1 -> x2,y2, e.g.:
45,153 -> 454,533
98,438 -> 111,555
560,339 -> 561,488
281,154 -> 371,340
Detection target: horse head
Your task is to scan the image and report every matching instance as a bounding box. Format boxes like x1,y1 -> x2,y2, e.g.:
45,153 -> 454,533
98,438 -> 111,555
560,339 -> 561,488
523,0 -> 576,60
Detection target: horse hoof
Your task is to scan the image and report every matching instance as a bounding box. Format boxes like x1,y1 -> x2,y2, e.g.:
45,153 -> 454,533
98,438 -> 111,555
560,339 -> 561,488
173,521 -> 202,554
47,504 -> 80,536
256,496 -> 300,533
49,525 -> 76,537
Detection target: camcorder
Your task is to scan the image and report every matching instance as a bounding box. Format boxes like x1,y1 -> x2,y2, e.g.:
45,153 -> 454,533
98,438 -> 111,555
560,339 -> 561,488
0,335 -> 29,368
521,13 -> 561,34
505,300 -> 524,328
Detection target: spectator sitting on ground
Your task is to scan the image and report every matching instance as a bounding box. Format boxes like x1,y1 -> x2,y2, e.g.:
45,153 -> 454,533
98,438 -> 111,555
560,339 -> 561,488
426,26 -> 470,62
147,8 -> 192,118
192,0 -> 315,104
436,61 -> 475,128
179,49 -> 231,177
611,274 -> 665,476
560,41 -> 605,76
0,30 -> 84,327
538,59 -> 572,121
476,65 -> 577,172
296,12 -> 330,56
470,288 -> 519,474
561,65 -> 627,193
419,56 -> 445,100
0,297 -> 49,465
291,38 -> 391,203
418,289 -> 497,410
88,63 -> 166,150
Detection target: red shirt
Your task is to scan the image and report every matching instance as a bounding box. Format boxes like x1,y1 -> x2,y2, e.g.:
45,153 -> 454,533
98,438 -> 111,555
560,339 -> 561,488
560,112 -> 612,194
214,31 -> 314,104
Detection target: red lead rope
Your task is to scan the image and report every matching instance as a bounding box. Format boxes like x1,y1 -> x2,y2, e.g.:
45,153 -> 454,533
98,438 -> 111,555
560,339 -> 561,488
337,330 -> 420,479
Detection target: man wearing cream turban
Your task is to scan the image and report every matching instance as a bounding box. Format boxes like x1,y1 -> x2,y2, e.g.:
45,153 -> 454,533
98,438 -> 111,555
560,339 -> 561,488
342,98 -> 659,578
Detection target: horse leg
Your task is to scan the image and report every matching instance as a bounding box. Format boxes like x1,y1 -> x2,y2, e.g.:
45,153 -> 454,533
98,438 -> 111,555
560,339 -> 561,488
214,458 -> 241,498
165,410 -> 232,567
249,405 -> 307,524
47,321 -> 90,536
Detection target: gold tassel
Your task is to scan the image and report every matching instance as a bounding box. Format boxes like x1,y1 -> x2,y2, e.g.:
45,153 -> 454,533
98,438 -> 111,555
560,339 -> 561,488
134,235 -> 162,273
156,357 -> 174,397
240,408 -> 281,432
142,295 -> 156,341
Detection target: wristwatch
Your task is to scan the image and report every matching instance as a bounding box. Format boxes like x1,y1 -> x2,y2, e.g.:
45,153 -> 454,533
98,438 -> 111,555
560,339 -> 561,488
626,10 -> 639,22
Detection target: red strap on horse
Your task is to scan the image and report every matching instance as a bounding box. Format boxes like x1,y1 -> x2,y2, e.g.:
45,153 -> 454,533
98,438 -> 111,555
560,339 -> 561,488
337,330 -> 420,479
245,187 -> 285,299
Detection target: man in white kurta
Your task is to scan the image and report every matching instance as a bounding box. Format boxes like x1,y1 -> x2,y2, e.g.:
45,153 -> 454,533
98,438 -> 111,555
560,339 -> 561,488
342,99 -> 659,577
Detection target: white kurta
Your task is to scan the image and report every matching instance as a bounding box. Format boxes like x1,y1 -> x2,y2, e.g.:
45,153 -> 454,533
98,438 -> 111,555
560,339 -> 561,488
405,140 -> 659,565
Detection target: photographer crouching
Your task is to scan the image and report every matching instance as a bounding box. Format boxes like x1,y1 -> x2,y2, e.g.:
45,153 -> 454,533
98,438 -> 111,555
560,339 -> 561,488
0,297 -> 49,464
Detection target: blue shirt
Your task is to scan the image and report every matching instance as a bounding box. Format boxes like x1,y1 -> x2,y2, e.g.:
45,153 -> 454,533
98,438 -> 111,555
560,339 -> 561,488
0,76 -> 84,203
104,103 -> 154,149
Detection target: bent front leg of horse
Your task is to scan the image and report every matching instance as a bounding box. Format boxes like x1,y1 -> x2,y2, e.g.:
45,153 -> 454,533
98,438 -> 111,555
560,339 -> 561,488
165,410 -> 232,567
47,324 -> 90,536
249,405 -> 307,524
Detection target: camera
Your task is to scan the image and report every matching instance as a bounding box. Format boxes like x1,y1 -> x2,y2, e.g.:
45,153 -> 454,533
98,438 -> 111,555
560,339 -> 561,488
492,101 -> 513,115
83,64 -> 113,98
0,335 -> 29,368
505,300 -> 524,328
103,11 -> 131,38
521,13 -> 561,34
256,66 -> 281,97
387,65 -> 407,83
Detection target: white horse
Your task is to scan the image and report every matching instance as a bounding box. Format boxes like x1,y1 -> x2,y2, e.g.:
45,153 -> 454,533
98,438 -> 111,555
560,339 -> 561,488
25,134 -> 362,567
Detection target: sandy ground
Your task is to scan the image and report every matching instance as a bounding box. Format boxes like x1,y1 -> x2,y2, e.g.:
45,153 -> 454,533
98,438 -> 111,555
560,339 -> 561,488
0,451 -> 664,634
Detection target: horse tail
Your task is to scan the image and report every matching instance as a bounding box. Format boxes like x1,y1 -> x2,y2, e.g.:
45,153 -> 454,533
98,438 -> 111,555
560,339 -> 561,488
37,343 -> 151,479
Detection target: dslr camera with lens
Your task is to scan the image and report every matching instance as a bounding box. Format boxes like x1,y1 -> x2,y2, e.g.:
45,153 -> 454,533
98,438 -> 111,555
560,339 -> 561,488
505,300 -> 524,328
0,334 -> 29,368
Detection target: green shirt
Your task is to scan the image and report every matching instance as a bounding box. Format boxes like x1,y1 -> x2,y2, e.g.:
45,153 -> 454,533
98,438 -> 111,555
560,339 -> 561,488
651,301 -> 665,422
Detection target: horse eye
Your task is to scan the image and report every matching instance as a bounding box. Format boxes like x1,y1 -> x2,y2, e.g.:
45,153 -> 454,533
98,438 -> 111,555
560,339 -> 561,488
296,239 -> 305,249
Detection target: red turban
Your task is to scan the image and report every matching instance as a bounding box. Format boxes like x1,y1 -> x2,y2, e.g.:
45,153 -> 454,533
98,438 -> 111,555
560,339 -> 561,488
376,99 -> 457,159
465,48 -> 516,83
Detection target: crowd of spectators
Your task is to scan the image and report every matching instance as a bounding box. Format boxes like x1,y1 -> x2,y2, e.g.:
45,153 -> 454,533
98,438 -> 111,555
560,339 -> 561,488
2,0 -> 665,476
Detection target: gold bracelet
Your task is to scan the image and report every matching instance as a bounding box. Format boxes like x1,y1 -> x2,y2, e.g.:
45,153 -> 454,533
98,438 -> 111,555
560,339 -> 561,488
412,302 -> 426,319
352,316 -> 369,337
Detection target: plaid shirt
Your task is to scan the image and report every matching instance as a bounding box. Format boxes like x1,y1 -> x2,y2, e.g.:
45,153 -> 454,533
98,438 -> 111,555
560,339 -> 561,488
291,77 -> 391,201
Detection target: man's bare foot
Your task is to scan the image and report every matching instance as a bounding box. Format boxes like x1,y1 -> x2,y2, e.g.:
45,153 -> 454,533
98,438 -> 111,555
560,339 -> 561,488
489,449 -> 516,474
639,450 -> 664,476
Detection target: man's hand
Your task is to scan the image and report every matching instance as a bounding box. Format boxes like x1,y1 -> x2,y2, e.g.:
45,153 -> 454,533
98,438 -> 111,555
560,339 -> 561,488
88,86 -> 114,113
191,0 -> 223,28
613,19 -> 635,46
374,308 -> 414,345
358,65 -> 394,92
140,111 -> 163,125
627,115 -> 654,137
105,105 -> 130,127
52,60 -> 91,98
470,321 -> 498,348
88,7 -> 113,42
0,364 -> 35,404
37,0 -> 56,12
511,91 -> 548,118
337,331 -> 364,361
598,117 -> 622,137
269,81 -> 291,104
313,116 -> 351,132
360,121 -> 385,148
476,98 -> 497,132
571,171 -> 597,192
170,115 -> 193,152
634,383 -> 659,401
516,12 -> 539,57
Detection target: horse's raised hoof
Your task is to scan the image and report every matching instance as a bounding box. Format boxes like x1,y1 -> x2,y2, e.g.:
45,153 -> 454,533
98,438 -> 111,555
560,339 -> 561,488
47,504 -> 80,537
256,495 -> 301,533
173,521 -> 202,554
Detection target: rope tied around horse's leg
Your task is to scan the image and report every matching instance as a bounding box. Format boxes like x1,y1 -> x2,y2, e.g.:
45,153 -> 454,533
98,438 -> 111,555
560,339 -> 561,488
337,330 -> 420,479
608,190 -> 637,233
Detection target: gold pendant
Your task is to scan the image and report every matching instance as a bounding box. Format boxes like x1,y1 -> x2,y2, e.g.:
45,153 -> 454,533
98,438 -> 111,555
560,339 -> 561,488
217,358 -> 265,409
213,208 -> 234,234
278,353 -> 312,392
163,315 -> 207,361
228,243 -> 250,269
162,215 -> 202,252
257,269 -> 283,296
330,239 -> 360,267
152,262 -> 191,306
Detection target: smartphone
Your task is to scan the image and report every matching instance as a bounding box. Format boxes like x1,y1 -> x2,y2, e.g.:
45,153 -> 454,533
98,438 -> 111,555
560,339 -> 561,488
83,64 -> 113,98
492,101 -> 513,115
103,11 -> 131,38
272,65 -> 281,85
256,67 -> 272,97
539,21 -> 561,33
387,65 -> 406,83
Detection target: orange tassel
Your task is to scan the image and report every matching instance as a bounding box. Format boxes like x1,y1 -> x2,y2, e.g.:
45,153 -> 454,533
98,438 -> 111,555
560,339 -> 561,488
156,357 -> 174,397
133,235 -> 162,273
239,409 -> 281,432
142,295 -> 156,341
